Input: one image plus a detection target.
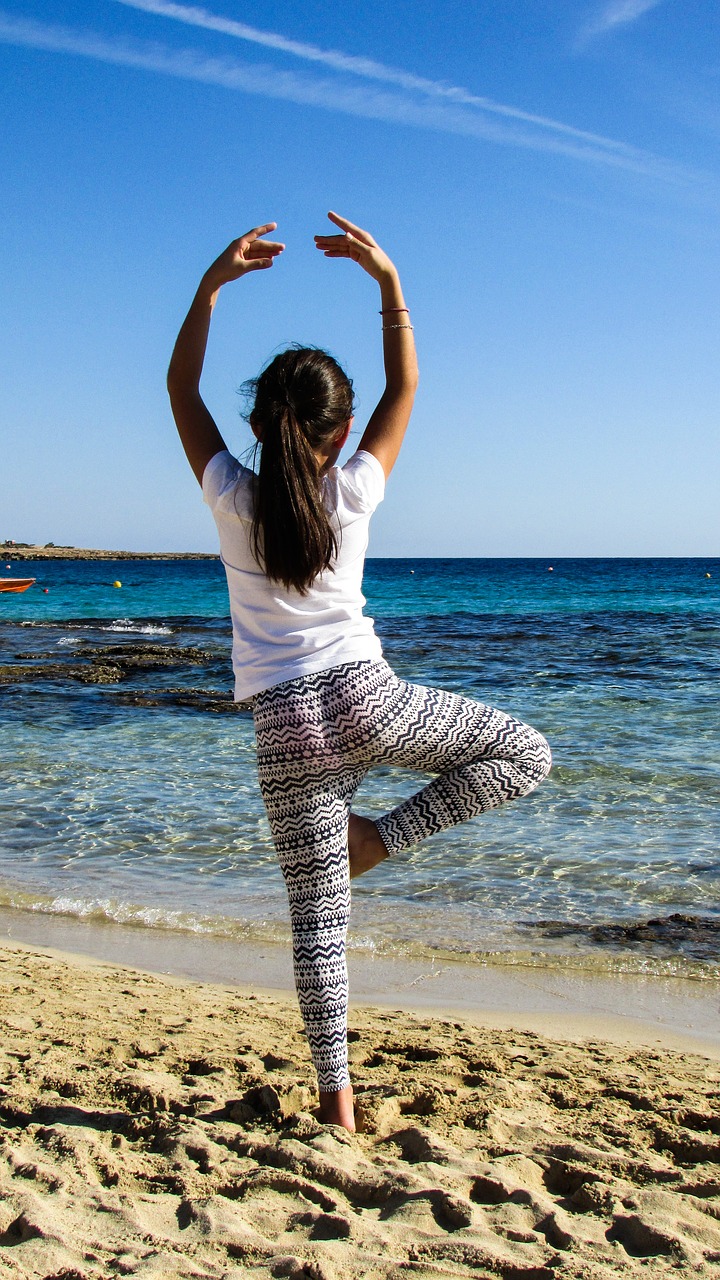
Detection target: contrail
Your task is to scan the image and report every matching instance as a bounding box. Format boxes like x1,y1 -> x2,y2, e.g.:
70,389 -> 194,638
0,11 -> 700,184
113,0 -> 649,162
585,0 -> 663,39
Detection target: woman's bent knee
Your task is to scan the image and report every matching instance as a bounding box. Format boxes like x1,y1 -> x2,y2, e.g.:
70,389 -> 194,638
519,726 -> 552,790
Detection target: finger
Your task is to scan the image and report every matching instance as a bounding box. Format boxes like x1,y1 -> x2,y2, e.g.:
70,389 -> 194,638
244,257 -> 275,271
243,222 -> 278,242
246,240 -> 285,256
314,235 -> 367,255
327,211 -> 374,245
326,211 -> 361,233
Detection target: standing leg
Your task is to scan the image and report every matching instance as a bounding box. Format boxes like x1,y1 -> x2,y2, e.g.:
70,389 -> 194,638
261,774 -> 357,1091
253,677 -> 365,1127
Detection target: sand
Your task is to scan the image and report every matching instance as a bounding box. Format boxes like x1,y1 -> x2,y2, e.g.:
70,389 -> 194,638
1,943 -> 719,1279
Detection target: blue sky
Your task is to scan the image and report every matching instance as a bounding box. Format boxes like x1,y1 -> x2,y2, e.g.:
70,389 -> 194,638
0,0 -> 718,555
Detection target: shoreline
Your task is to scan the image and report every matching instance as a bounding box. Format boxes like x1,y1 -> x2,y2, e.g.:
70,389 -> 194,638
3,905 -> 718,1060
2,545 -> 218,560
4,547 -> 718,561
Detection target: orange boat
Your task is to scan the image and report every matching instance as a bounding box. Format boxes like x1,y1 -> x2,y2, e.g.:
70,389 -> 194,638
0,578 -> 36,593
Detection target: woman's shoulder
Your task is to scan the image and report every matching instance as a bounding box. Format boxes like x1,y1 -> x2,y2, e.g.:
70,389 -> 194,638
326,449 -> 386,516
202,450 -> 255,514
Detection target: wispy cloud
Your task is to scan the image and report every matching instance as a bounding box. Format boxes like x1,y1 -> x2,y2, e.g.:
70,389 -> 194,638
581,0 -> 664,43
0,9 -> 699,187
114,0 -> 646,161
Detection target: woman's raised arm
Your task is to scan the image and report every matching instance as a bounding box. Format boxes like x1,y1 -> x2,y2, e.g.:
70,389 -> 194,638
167,224 -> 284,485
314,212 -> 418,479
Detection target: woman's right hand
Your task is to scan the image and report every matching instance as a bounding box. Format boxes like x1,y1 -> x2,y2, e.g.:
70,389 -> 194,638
314,212 -> 397,283
203,224 -> 285,291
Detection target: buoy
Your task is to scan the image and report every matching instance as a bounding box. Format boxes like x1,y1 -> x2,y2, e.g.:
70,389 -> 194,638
548,566 -> 554,572
5,564 -> 10,570
410,569 -> 415,574
42,588 -> 49,593
113,580 -> 122,588
706,572 -> 711,578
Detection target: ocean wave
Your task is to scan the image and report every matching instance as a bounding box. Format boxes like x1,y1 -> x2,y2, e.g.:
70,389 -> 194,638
0,887 -> 716,981
13,615 -> 219,634
0,887 -> 290,945
99,619 -> 175,635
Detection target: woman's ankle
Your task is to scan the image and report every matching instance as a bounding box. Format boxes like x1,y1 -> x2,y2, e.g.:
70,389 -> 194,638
348,813 -> 389,880
317,1083 -> 355,1132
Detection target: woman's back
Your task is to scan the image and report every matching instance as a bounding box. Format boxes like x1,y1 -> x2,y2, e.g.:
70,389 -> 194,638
203,446 -> 386,700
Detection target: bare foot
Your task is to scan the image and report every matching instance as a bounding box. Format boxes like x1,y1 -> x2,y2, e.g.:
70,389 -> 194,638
348,813 -> 389,880
318,1083 -> 355,1132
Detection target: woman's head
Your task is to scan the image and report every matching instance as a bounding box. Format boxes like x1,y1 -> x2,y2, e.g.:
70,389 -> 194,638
246,347 -> 355,594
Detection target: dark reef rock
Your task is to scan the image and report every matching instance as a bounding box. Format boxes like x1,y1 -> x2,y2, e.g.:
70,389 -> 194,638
522,913 -> 720,963
0,662 -> 121,685
0,642 -> 246,713
13,643 -> 212,670
112,687 -> 245,713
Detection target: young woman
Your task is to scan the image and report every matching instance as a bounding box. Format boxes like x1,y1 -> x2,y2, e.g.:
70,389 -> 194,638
168,213 -> 551,1132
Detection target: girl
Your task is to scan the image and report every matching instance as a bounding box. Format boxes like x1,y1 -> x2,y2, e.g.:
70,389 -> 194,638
167,213 -> 551,1133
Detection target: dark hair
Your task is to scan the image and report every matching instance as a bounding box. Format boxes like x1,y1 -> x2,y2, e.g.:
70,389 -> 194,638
245,347 -> 355,594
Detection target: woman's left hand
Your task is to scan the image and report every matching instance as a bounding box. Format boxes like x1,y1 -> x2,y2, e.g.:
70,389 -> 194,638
314,212 -> 397,284
203,224 -> 285,290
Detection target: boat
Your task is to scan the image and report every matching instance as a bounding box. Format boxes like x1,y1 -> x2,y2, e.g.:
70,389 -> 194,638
0,578 -> 36,593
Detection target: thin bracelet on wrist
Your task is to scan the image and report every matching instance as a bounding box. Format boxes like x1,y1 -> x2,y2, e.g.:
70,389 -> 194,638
382,323 -> 414,330
379,307 -> 409,314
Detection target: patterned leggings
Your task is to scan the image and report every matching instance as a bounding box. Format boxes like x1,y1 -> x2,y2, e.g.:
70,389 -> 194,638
252,659 -> 551,1091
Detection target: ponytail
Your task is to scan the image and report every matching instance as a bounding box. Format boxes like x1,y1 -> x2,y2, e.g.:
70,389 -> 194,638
246,348 -> 354,594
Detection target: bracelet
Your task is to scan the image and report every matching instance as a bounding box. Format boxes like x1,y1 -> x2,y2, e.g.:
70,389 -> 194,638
382,323 -> 414,330
379,307 -> 409,314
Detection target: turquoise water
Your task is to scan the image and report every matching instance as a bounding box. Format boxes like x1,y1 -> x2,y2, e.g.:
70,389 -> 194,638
1,557 -> 718,977
2,555 -> 718,621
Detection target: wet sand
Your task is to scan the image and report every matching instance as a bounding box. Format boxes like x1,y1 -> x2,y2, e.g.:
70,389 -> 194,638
2,906 -> 719,1061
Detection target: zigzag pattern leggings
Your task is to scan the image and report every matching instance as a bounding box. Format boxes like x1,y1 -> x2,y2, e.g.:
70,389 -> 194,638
252,659 -> 552,1091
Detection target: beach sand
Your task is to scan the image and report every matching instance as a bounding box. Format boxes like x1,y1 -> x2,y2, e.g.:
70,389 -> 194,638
1,943 -> 719,1278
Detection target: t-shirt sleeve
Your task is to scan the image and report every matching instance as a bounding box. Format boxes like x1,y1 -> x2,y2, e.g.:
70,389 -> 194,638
202,450 -> 242,510
337,449 -> 386,514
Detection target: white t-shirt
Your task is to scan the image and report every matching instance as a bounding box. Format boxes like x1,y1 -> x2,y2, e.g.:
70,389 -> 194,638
203,448 -> 385,700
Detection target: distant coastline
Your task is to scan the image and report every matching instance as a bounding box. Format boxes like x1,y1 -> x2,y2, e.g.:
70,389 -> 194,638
2,544 -> 217,561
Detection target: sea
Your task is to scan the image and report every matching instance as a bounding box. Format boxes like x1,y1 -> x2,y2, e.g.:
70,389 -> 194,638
1,556 -> 718,982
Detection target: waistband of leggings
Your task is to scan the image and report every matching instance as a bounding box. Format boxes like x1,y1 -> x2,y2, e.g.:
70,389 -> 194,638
250,658 -> 392,709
